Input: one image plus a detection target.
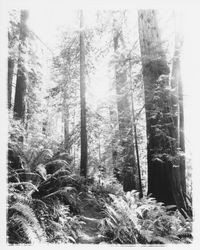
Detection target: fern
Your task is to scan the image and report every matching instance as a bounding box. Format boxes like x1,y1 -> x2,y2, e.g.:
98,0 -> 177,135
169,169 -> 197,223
100,191 -> 193,244
8,201 -> 46,244
8,214 -> 43,244
45,159 -> 70,174
29,149 -> 53,170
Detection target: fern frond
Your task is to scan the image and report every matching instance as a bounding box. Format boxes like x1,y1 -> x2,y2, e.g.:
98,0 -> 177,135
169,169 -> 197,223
43,187 -> 76,199
8,214 -> 42,244
51,169 -> 71,178
8,182 -> 38,192
8,203 -> 46,244
45,159 -> 70,174
30,149 -> 53,169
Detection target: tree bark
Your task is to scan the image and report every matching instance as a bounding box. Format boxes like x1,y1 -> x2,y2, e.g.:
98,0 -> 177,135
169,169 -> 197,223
13,10 -> 28,122
170,32 -> 189,214
63,82 -> 70,152
8,58 -> 15,109
80,10 -> 88,177
129,61 -> 143,198
138,10 -> 189,215
138,10 -> 176,204
138,10 -> 173,204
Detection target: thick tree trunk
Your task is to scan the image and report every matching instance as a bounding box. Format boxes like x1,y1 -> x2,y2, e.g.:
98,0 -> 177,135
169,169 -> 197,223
113,20 -> 137,192
138,10 -> 171,203
14,64 -> 26,121
80,10 -> 88,177
8,58 -> 15,109
138,10 -> 174,204
13,10 -> 28,121
138,10 -> 189,215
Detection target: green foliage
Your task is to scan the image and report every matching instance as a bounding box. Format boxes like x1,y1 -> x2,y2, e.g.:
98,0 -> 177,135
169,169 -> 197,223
7,182 -> 83,244
91,176 -> 123,198
7,185 -> 46,244
100,191 -> 192,244
34,200 -> 83,244
79,176 -> 124,214
7,148 -> 84,244
8,111 -> 25,145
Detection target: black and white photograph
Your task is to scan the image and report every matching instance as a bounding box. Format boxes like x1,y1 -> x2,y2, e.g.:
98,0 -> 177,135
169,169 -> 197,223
1,0 -> 199,247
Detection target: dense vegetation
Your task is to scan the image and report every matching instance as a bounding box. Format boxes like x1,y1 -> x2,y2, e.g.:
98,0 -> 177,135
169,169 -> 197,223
7,9 -> 192,245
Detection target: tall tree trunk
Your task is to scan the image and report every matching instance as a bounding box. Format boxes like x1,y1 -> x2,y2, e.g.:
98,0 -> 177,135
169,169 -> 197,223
113,18 -> 137,192
138,10 -> 174,204
170,31 -> 189,214
63,82 -> 70,152
138,10 -> 189,215
8,58 -> 14,109
178,69 -> 186,194
175,34 -> 186,195
13,10 -> 28,122
129,61 -> 143,198
109,99 -> 119,179
80,10 -> 88,177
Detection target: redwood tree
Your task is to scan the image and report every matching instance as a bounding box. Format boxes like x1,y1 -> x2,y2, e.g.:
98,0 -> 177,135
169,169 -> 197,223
138,10 -> 189,215
80,10 -> 88,177
13,10 -> 29,121
113,17 -> 138,192
7,58 -> 14,109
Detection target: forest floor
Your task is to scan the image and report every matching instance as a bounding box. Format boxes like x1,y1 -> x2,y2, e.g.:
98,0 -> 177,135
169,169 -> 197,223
77,197 -> 107,244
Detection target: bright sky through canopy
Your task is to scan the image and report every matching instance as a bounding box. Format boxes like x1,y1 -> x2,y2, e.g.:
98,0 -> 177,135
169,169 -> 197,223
27,7 -> 195,145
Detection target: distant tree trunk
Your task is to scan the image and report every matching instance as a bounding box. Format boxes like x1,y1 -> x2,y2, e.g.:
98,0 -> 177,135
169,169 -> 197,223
129,61 -> 143,198
98,136 -> 101,163
72,109 -> 76,167
138,10 -> 189,215
80,10 -> 88,177
178,67 -> 186,194
8,58 -> 15,109
13,10 -> 28,122
109,100 -> 119,178
113,18 -> 137,192
63,82 -> 70,152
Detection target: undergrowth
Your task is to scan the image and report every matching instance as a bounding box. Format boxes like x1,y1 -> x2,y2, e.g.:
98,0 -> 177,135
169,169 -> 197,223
7,127 -> 84,244
7,117 -> 193,245
8,184 -> 83,244
99,190 -> 192,244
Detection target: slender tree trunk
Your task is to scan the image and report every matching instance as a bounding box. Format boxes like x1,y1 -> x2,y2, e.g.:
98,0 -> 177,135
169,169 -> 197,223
109,105 -> 120,177
178,74 -> 186,194
170,32 -> 189,214
129,61 -> 143,198
63,82 -> 70,151
98,136 -> 101,163
113,18 -> 137,192
72,109 -> 76,167
13,10 -> 28,122
8,58 -> 15,109
175,35 -> 186,195
80,10 -> 88,177
138,10 -> 189,215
